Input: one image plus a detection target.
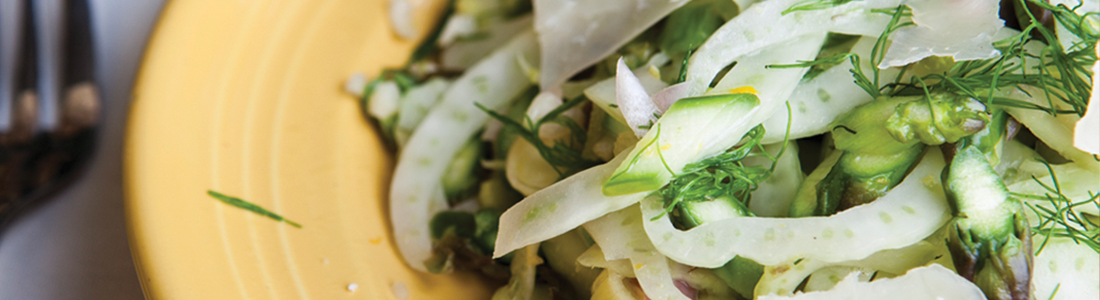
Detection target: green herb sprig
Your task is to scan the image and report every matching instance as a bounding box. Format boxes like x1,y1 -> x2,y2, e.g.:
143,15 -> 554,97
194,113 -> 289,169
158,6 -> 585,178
476,96 -> 600,178
782,0 -> 855,15
772,0 -> 1096,116
768,5 -> 913,98
651,103 -> 793,220
207,190 -> 302,229
1013,160 -> 1100,254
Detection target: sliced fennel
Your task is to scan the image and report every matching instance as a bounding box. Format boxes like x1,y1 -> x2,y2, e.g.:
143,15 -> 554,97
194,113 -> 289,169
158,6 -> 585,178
533,0 -> 688,89
368,80 -> 402,122
802,267 -> 874,293
442,15 -> 534,70
584,205 -> 689,300
493,147 -> 648,258
585,58 -> 671,126
746,143 -> 803,218
683,0 -> 896,97
437,14 -> 478,47
759,37 -> 900,144
756,264 -> 985,300
706,33 -> 827,98
578,245 -> 637,278
591,269 -> 644,300
344,73 -> 368,97
584,204 -> 653,261
1075,40 -> 1099,155
524,91 -> 564,124
543,229 -> 601,299
1049,0 -> 1099,53
652,82 -> 691,113
1004,159 -> 1100,217
1031,237 -> 1100,300
395,78 -> 451,146
505,138 -> 561,196
640,149 -> 950,267
388,0 -> 418,39
492,243 -> 541,300
616,58 -> 663,138
1002,86 -> 1100,172
391,31 -> 538,271
631,253 -> 688,300
755,241 -> 941,297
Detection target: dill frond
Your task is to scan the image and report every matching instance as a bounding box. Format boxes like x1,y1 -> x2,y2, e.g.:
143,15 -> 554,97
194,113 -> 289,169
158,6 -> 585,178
771,0 -> 1095,116
1019,159 -> 1100,254
476,96 -> 600,179
652,102 -> 794,220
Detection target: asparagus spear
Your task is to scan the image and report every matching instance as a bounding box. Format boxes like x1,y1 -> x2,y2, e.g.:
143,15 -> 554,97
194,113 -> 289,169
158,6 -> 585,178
442,135 -> 485,202
796,93 -> 989,216
943,110 -> 1032,300
424,209 -> 510,279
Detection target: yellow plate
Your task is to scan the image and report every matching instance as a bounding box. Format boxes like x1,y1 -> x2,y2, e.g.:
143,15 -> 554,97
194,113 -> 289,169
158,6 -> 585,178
125,0 -> 492,299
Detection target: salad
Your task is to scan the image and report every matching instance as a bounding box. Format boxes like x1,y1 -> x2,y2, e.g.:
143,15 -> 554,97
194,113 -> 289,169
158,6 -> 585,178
348,0 -> 1100,299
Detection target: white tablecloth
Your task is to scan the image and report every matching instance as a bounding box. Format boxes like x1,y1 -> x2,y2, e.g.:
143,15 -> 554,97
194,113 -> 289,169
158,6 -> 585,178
0,1 -> 164,299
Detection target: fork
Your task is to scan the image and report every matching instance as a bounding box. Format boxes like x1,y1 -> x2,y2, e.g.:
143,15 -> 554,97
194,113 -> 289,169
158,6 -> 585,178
0,0 -> 99,237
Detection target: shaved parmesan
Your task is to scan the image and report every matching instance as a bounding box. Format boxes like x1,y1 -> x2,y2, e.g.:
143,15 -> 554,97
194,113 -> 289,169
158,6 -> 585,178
534,0 -> 689,89
879,0 -> 1003,68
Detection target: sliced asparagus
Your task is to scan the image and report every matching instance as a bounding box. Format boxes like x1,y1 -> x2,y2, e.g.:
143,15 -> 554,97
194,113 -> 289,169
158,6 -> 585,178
944,146 -> 1032,300
797,93 -> 989,216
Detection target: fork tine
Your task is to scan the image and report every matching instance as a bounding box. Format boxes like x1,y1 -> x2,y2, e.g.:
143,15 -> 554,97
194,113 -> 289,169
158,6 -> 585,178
63,0 -> 94,86
59,0 -> 98,137
6,0 -> 38,144
0,0 -> 39,222
31,0 -> 62,133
